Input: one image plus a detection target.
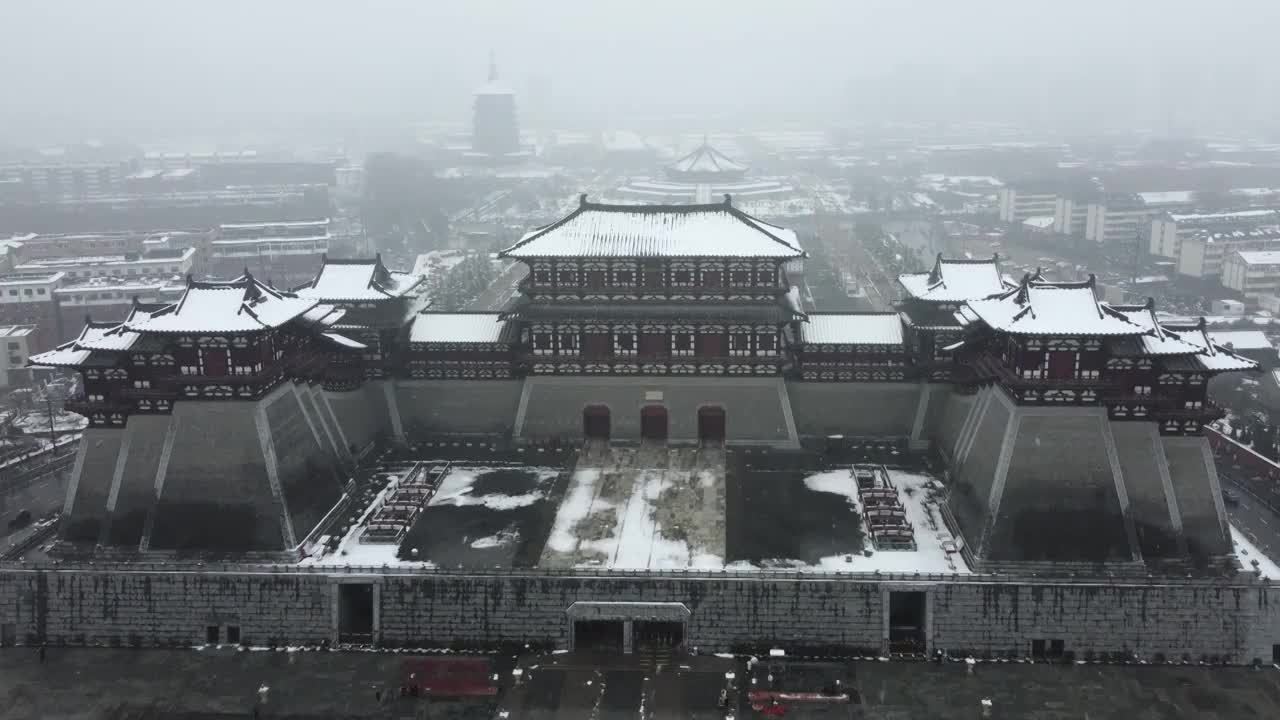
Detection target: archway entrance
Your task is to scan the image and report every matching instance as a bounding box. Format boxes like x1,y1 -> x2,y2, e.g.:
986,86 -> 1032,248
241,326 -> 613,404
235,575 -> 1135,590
640,405 -> 668,441
583,405 -> 611,440
697,406 -> 726,443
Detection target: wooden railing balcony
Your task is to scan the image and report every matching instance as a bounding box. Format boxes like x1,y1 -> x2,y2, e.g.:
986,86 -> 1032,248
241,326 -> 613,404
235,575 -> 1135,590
517,279 -> 785,300
521,350 -> 783,365
967,354 -> 1119,390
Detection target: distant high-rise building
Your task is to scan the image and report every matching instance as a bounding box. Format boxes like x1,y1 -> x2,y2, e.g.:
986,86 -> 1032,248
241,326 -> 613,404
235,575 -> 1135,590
472,53 -> 520,157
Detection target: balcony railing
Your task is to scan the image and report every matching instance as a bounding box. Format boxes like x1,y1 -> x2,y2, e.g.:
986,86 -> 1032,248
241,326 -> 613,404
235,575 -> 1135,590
518,280 -> 784,300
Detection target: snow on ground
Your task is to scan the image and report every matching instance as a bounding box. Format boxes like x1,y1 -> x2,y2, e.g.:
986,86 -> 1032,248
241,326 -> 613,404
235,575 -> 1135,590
470,527 -> 520,549
733,468 -> 969,575
541,448 -> 725,570
303,464 -> 433,568
428,466 -> 560,511
802,470 -> 858,505
1231,524 -> 1280,580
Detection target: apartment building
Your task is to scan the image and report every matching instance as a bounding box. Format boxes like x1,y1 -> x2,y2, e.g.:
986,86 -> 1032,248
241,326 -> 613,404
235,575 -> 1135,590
1222,249 -> 1280,298
0,325 -> 36,388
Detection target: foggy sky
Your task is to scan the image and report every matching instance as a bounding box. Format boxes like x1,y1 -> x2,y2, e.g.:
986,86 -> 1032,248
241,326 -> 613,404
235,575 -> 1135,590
2,0 -> 1278,143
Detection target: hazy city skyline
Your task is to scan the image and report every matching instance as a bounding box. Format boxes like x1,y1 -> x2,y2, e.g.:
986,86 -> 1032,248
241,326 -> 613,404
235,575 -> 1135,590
2,0 -> 1279,143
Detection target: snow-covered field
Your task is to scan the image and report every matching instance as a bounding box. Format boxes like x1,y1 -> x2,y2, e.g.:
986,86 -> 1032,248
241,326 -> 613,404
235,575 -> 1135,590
541,448 -> 725,570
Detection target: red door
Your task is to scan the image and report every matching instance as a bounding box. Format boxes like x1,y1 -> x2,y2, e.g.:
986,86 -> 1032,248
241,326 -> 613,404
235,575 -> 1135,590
698,406 -> 726,443
583,405 -> 611,440
640,405 -> 668,441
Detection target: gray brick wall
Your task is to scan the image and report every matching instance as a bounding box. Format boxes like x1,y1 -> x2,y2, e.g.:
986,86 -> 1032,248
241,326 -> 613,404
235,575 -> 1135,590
398,379 -> 523,437
4,567 -> 1280,663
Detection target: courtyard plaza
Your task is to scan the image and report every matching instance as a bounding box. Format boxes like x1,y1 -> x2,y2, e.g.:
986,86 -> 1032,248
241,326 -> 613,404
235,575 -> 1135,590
301,442 -> 967,575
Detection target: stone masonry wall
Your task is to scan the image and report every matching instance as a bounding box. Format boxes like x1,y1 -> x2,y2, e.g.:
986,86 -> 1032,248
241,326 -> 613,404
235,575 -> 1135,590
3,568 -> 1280,663
786,382 -> 922,439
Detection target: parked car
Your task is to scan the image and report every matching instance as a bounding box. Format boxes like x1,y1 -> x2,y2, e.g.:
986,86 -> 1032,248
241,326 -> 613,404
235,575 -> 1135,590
1222,488 -> 1241,506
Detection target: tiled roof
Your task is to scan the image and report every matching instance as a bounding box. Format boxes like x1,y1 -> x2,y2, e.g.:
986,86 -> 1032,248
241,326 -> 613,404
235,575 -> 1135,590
899,254 -> 1015,303
125,274 -> 320,334
500,197 -> 804,259
800,313 -> 904,345
666,141 -> 748,176
409,313 -> 513,344
964,278 -> 1141,336
294,255 -> 424,302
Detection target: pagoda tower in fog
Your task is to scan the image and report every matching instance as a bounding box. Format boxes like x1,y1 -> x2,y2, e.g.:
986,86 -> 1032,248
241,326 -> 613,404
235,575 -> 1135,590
471,52 -> 520,157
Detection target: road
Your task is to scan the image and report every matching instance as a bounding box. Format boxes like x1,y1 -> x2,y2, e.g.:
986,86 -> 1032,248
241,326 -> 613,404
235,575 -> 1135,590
1223,471 -> 1280,564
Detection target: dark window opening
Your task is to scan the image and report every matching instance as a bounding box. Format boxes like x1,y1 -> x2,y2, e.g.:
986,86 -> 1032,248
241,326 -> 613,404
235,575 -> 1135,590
583,333 -> 610,359
1273,644 -> 1280,664
643,262 -> 665,289
533,334 -> 552,351
701,270 -> 722,288
756,269 -> 774,285
698,406 -> 726,443
558,332 -> 579,354
586,270 -> 606,290
758,333 -> 777,352
696,333 -> 724,357
614,270 -> 634,286
226,625 -> 241,645
639,333 -> 668,357
338,583 -> 375,645
672,269 -> 693,285
730,270 -> 751,285
206,625 -> 220,644
615,333 -> 635,352
1050,639 -> 1065,658
557,269 -> 577,285
202,348 -> 229,377
1047,351 -> 1076,380
672,334 -> 693,354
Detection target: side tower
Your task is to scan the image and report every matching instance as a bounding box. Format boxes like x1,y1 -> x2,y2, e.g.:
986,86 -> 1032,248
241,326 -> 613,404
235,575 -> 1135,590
30,275 -> 364,554
293,254 -> 427,449
944,274 -> 1255,568
498,194 -> 806,445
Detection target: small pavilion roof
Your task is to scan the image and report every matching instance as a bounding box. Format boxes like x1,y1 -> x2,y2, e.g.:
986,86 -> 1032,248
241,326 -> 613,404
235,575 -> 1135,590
294,254 -> 424,302
125,274 -> 320,334
666,140 -> 749,176
898,254 -> 1016,303
500,195 -> 804,260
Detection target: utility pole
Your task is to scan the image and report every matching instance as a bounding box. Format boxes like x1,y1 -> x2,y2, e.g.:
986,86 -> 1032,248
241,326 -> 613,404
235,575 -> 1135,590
43,381 -> 55,463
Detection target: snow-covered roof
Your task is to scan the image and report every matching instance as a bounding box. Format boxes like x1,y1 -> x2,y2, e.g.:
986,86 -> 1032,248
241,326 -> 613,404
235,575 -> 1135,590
965,278 -> 1142,336
1208,329 -> 1273,351
1164,323 -> 1259,371
1022,215 -> 1054,229
500,197 -> 804,259
409,313 -> 512,345
28,302 -> 170,367
1137,190 -> 1196,206
1109,303 -> 1205,355
294,255 -> 424,302
801,313 -> 904,345
125,274 -> 320,334
898,254 -> 1015,303
1231,250 -> 1280,266
666,140 -> 748,176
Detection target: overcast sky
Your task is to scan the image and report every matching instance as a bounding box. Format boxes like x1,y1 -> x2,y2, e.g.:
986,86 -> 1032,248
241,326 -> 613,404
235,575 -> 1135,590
2,0 -> 1278,143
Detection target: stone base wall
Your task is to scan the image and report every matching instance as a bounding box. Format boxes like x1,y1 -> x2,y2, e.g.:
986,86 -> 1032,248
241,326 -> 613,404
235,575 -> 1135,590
2,567 -> 1279,663
786,382 -> 923,440
58,383 -> 349,553
397,379 -> 524,439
